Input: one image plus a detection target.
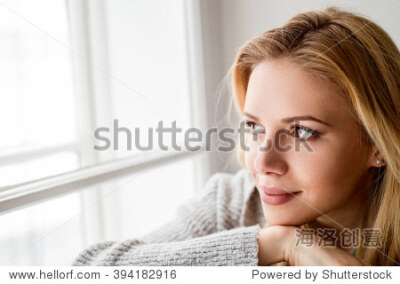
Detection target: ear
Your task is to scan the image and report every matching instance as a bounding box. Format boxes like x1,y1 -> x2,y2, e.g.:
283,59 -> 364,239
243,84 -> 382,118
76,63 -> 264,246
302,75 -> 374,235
367,146 -> 386,168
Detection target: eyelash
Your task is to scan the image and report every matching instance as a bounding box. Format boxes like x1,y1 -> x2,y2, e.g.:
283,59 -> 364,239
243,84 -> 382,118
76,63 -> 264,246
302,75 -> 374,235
244,120 -> 320,140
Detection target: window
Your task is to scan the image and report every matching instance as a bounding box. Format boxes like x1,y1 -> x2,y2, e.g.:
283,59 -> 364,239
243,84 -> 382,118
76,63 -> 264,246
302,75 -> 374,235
0,0 -> 208,265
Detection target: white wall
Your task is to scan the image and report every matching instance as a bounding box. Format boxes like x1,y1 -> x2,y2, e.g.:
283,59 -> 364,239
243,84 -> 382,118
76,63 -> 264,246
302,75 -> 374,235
218,0 -> 400,73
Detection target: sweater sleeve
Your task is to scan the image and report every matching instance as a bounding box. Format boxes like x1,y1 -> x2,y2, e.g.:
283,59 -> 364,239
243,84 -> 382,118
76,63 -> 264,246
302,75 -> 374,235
72,171 -> 261,266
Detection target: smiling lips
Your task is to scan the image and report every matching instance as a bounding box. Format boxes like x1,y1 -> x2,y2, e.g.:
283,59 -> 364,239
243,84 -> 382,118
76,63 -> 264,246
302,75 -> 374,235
259,186 -> 301,205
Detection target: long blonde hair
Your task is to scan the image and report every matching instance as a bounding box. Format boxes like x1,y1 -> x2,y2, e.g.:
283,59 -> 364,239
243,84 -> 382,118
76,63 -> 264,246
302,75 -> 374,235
232,7 -> 400,265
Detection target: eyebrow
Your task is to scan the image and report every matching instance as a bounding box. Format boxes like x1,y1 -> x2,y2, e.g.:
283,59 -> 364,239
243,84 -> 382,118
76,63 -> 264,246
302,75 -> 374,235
243,112 -> 331,127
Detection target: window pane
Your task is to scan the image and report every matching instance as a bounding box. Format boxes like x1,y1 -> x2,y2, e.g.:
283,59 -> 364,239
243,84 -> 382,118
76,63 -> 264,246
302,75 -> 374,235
0,0 -> 79,188
103,0 -> 192,158
0,191 -> 83,265
0,0 -> 77,150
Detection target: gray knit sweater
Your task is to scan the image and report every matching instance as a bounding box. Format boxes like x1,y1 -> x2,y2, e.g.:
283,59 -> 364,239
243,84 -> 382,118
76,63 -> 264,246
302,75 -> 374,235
72,168 -> 267,266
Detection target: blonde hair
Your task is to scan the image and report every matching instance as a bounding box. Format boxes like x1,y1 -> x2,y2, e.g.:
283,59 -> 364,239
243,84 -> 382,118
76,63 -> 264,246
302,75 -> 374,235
232,7 -> 400,265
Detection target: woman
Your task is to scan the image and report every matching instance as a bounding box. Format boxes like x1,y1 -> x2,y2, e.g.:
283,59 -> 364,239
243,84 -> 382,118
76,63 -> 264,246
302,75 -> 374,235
73,7 -> 400,266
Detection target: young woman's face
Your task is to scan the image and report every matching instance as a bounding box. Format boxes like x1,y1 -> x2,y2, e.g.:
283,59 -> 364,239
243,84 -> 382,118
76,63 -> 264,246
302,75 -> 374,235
244,58 -> 376,226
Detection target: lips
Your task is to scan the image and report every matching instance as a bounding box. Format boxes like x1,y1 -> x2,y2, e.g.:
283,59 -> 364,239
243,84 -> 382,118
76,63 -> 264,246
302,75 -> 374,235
259,186 -> 301,205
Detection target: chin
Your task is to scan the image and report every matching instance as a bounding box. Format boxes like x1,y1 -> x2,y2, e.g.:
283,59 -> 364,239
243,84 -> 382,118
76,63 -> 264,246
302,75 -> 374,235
264,209 -> 311,227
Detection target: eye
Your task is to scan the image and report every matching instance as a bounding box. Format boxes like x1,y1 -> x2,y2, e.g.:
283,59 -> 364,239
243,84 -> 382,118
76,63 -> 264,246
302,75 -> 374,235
290,125 -> 319,140
245,121 -> 265,134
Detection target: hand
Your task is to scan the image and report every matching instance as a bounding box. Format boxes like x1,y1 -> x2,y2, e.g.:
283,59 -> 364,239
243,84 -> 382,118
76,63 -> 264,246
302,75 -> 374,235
281,226 -> 367,266
257,225 -> 293,265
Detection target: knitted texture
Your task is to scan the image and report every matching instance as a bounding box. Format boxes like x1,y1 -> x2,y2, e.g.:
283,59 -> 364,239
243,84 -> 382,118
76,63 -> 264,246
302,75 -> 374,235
72,168 -> 267,266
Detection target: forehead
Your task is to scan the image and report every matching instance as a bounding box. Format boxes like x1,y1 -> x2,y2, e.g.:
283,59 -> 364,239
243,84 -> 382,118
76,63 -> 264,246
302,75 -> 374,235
244,58 -> 348,124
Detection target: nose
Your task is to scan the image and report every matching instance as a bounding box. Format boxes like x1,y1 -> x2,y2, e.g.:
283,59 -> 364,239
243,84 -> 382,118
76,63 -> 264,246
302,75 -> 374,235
253,135 -> 288,176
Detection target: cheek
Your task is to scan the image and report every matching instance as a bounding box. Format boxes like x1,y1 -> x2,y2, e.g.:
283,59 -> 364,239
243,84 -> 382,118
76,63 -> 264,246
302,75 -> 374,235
294,139 -> 366,207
